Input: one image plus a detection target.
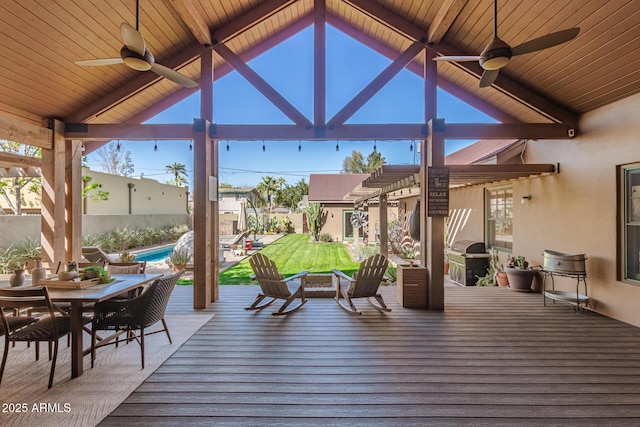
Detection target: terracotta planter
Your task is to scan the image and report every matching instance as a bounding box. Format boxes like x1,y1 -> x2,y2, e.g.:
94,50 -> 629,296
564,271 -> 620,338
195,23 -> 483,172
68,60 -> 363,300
444,261 -> 450,275
495,272 -> 509,287
505,267 -> 536,291
173,265 -> 186,273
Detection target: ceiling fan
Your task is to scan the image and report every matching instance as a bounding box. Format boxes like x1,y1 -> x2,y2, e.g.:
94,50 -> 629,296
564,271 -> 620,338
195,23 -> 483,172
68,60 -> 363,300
434,0 -> 580,88
74,0 -> 198,88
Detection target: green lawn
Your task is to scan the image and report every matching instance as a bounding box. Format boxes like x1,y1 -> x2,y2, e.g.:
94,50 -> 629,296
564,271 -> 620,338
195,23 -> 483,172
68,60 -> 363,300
219,234 -> 361,285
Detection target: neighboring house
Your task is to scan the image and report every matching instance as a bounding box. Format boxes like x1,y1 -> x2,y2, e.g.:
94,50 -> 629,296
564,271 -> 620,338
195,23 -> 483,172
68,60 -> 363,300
308,173 -> 397,243
218,187 -> 258,214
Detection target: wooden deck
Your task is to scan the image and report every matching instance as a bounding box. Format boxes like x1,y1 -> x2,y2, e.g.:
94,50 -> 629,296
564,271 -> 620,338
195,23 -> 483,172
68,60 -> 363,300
102,284 -> 640,426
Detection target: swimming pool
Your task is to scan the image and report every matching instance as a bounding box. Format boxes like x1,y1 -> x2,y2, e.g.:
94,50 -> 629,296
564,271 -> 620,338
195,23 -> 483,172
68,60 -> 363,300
134,245 -> 175,262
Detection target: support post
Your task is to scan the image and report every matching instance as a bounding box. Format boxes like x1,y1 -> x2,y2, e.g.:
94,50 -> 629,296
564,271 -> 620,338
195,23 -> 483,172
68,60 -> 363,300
379,194 -> 388,256
193,119 -> 212,308
65,139 -> 83,262
40,119 -> 66,266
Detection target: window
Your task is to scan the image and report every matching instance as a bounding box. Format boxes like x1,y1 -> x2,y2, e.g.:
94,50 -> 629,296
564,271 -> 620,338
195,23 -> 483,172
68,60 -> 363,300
343,210 -> 354,240
486,187 -> 513,250
622,166 -> 640,282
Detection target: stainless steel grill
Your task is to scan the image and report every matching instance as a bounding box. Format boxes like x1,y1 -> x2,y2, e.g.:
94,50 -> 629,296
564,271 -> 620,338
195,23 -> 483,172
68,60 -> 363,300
448,240 -> 490,286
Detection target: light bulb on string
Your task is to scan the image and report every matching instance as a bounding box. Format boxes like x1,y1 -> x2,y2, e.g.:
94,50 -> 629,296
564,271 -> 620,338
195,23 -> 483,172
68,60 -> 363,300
116,140 -> 121,151
189,140 -> 192,151
373,140 -> 377,153
298,140 -> 302,152
153,140 -> 158,152
262,140 -> 266,152
226,140 -> 230,152
410,140 -> 414,152
335,140 -> 339,152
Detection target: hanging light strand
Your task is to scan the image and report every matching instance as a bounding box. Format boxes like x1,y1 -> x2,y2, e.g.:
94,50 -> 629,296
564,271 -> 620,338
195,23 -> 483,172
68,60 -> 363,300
298,140 -> 302,152
373,140 -> 377,153
189,140 -> 192,151
410,140 -> 414,152
116,140 -> 121,151
262,140 -> 266,152
335,140 -> 339,152
153,140 -> 158,152
226,140 -> 230,151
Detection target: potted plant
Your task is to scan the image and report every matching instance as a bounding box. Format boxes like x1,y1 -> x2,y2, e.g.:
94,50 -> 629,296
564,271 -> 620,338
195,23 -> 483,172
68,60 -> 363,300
6,255 -> 26,287
119,251 -> 137,262
490,249 -> 509,287
401,247 -> 417,266
169,249 -> 192,272
82,265 -> 112,283
505,255 -> 536,291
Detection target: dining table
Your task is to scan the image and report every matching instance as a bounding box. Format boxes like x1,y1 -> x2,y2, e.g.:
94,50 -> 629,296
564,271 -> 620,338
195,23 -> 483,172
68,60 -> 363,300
1,273 -> 163,378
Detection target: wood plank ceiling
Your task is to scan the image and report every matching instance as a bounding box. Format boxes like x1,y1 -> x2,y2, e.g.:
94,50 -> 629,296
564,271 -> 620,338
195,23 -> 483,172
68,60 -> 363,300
0,0 -> 639,133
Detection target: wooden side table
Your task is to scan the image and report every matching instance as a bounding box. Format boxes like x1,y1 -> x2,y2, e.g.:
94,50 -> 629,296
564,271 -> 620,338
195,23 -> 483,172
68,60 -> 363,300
397,264 -> 428,308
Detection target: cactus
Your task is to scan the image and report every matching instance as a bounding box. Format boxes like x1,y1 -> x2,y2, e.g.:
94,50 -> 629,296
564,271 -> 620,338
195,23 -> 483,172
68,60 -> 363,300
306,202 -> 324,242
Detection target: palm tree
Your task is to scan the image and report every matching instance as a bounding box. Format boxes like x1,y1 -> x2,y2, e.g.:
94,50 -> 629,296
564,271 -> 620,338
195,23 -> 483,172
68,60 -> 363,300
256,175 -> 278,212
165,162 -> 187,186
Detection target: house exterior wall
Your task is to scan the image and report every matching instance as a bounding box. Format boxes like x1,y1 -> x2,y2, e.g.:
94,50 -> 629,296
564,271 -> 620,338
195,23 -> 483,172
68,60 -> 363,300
449,91 -> 640,327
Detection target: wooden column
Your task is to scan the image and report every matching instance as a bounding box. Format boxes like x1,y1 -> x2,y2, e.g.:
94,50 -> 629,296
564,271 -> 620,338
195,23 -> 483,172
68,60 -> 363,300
426,119 -> 445,310
379,194 -> 388,256
420,47 -> 445,310
40,119 -> 66,266
193,118 -> 212,308
65,139 -> 83,262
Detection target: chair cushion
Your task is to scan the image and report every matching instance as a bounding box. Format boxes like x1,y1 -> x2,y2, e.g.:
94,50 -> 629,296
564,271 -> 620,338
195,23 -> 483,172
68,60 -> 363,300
108,264 -> 140,274
9,316 -> 90,341
1,316 -> 38,335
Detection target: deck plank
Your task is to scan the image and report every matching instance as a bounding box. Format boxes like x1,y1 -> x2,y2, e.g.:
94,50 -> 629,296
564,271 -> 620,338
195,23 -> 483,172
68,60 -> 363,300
102,284 -> 640,426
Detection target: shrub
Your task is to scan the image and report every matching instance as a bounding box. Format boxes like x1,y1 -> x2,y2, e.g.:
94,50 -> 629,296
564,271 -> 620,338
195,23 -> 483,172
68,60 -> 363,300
319,233 -> 333,242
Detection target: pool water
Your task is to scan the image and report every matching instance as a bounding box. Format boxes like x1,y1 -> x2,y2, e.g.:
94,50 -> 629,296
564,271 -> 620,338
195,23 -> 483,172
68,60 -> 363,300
134,246 -> 175,262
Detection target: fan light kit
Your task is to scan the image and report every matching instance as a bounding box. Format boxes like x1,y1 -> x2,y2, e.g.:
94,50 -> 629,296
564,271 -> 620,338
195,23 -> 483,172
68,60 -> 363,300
434,0 -> 579,88
74,0 -> 197,88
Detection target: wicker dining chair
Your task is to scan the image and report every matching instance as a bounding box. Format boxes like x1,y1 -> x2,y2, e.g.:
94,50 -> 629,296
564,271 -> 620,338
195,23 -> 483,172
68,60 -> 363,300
0,287 -> 76,388
91,269 -> 184,369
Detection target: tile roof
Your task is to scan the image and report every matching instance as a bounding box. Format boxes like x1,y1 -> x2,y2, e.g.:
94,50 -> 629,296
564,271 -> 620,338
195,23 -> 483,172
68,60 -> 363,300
445,140 -> 519,165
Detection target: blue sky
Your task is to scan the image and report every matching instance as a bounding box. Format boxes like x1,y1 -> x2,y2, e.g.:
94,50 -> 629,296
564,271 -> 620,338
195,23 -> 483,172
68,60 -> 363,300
86,24 -> 495,188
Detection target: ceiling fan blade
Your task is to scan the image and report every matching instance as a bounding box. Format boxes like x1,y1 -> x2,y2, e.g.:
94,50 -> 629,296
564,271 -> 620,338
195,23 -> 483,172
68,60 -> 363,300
511,27 -> 580,56
479,69 -> 499,88
434,55 -> 482,62
75,58 -> 124,66
120,22 -> 146,56
150,63 -> 198,88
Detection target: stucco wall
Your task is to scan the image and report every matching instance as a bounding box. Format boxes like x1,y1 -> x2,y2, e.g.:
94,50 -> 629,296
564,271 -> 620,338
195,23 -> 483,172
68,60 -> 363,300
449,91 -> 640,327
84,170 -> 189,215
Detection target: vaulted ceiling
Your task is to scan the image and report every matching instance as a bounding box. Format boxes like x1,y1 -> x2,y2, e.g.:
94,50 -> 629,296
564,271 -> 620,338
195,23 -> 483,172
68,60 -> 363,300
1,0 -> 639,135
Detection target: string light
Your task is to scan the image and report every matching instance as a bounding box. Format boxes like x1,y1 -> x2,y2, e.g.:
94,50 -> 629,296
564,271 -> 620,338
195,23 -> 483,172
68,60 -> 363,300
335,140 -> 339,152
262,140 -> 266,152
153,140 -> 157,152
373,140 -> 377,153
410,140 -> 414,152
298,140 -> 302,152
226,140 -> 230,151
189,140 -> 192,151
116,140 -> 121,151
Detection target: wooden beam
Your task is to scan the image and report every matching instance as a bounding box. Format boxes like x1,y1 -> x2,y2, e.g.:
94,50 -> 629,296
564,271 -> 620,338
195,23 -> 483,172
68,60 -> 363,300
213,43 -> 312,127
65,139 -> 82,263
328,41 -> 425,126
0,115 -> 52,149
445,123 -> 573,139
325,13 -> 518,124
342,0 -> 578,128
40,119 -> 65,268
210,123 -> 425,140
426,119 -> 445,311
168,0 -> 212,46
379,194 -> 388,257
314,0 -> 326,126
428,0 -> 469,43
211,0 -> 297,44
123,13 -> 314,129
193,119 -> 212,309
0,151 -> 41,168
64,124 -> 193,141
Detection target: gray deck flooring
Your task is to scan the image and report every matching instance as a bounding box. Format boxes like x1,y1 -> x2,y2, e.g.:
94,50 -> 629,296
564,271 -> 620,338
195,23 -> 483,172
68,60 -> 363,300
101,284 -> 640,426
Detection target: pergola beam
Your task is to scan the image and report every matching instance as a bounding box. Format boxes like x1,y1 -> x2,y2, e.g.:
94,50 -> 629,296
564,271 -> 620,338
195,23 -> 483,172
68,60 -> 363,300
0,115 -> 52,149
0,151 -> 41,168
445,123 -> 572,139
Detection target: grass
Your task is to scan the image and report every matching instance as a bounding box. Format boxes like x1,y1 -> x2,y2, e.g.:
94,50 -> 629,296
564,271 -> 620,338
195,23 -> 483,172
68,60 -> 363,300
219,234 -> 361,285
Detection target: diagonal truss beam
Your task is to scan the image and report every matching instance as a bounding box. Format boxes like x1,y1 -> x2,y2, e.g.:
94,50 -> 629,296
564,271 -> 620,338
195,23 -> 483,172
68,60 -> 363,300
167,0 -> 212,46
428,0 -> 469,43
213,43 -> 312,127
327,40 -> 425,126
342,0 -> 578,129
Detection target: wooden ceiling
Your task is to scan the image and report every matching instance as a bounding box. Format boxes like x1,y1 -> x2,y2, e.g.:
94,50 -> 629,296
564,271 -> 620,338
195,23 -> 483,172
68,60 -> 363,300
1,0 -> 639,133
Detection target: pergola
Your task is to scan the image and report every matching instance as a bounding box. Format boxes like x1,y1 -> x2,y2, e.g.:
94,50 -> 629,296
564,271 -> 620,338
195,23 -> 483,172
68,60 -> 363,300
1,0 -> 639,309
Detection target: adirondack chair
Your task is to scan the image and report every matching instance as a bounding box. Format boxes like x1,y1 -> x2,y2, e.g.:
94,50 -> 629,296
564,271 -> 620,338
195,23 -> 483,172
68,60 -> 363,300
333,253 -> 391,315
246,253 -> 309,316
